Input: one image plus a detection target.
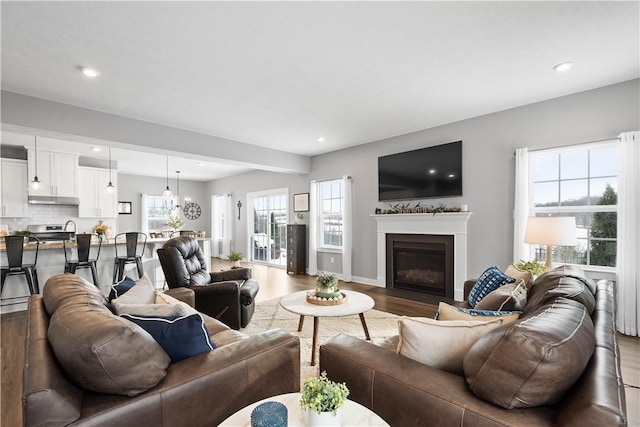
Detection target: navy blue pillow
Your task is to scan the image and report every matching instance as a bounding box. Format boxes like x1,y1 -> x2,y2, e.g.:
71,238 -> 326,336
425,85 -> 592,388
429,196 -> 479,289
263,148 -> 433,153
109,276 -> 136,301
467,266 -> 516,307
121,313 -> 215,363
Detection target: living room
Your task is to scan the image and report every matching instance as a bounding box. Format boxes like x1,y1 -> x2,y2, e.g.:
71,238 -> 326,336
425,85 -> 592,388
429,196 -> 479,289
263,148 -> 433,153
1,1 -> 639,426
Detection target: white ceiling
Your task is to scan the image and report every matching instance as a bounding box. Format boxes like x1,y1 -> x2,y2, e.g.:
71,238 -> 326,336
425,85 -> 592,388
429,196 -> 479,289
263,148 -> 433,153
1,1 -> 639,180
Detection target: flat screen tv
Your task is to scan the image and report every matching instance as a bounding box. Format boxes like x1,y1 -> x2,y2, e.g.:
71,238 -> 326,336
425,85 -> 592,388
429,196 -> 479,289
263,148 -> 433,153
378,141 -> 462,201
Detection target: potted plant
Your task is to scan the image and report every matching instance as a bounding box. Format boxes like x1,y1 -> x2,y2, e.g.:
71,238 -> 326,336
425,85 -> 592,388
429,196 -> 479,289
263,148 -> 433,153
166,215 -> 184,232
228,251 -> 243,268
515,260 -> 546,276
300,371 -> 349,426
93,220 -> 110,242
315,272 -> 340,297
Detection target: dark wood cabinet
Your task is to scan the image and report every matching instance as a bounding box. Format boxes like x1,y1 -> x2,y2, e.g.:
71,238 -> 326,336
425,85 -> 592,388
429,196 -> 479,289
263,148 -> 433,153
286,224 -> 306,275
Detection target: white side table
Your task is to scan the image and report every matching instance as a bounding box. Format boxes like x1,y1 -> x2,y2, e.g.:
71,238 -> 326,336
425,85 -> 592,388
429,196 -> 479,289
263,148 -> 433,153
219,392 -> 389,426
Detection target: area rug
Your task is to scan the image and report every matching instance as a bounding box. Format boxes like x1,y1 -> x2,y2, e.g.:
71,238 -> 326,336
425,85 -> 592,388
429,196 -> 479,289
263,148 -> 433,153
241,297 -> 400,383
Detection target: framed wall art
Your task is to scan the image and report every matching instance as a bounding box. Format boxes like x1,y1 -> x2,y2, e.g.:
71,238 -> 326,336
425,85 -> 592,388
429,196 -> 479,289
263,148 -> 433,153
293,193 -> 310,212
118,201 -> 132,215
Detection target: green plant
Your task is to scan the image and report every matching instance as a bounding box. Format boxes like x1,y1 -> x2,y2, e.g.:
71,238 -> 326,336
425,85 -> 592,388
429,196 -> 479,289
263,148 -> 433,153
300,371 -> 349,415
166,215 -> 184,230
515,260 -> 546,275
228,251 -> 243,262
14,230 -> 31,236
316,272 -> 339,290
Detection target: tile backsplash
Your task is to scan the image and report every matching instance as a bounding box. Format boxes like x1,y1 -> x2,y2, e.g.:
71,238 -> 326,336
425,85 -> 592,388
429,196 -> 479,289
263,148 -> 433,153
2,205 -> 117,235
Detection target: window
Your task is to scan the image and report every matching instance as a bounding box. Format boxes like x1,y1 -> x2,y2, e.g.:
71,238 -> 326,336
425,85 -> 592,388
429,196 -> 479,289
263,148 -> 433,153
530,142 -> 618,267
319,179 -> 343,248
249,190 -> 287,266
145,195 -> 175,232
213,195 -> 226,240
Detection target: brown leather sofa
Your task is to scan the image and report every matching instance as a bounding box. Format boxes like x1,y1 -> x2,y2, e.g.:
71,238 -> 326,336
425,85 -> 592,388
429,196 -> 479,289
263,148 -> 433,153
157,236 -> 259,329
320,266 -> 627,426
23,274 -> 299,427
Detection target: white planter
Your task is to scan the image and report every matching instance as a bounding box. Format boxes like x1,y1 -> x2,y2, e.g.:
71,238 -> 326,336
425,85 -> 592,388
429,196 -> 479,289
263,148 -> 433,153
308,409 -> 341,426
232,260 -> 240,268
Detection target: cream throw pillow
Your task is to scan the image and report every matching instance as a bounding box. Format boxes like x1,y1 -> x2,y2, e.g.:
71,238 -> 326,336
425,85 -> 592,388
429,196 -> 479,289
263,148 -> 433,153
111,275 -> 156,305
397,317 -> 503,375
155,292 -> 199,316
438,302 -> 521,325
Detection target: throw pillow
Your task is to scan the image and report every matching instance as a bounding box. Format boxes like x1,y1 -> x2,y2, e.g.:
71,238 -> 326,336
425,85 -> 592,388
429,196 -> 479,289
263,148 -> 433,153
437,302 -> 521,324
112,301 -> 188,317
155,291 -> 199,316
111,275 -> 156,305
397,316 -> 503,375
475,280 -> 528,311
108,276 -> 136,301
504,264 -> 533,288
467,266 -> 516,307
121,313 -> 216,363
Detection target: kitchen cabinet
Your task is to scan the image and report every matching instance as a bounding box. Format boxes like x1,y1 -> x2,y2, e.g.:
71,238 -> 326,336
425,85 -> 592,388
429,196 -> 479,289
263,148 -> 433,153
0,159 -> 29,217
78,167 -> 117,218
27,150 -> 78,197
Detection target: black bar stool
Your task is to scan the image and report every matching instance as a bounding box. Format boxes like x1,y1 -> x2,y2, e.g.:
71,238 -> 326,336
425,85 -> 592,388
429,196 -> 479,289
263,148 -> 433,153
113,232 -> 147,283
64,233 -> 101,287
1,235 -> 40,295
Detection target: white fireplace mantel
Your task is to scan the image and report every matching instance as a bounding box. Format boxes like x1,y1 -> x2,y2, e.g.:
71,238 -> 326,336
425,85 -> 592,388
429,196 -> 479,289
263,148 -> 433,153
372,212 -> 472,301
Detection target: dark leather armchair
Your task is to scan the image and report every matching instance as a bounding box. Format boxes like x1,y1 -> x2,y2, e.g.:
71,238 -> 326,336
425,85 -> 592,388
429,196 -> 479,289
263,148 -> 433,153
156,237 -> 259,329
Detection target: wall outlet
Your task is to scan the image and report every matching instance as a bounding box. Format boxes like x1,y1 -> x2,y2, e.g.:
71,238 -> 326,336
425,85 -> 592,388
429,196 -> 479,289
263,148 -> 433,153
330,256 -> 335,263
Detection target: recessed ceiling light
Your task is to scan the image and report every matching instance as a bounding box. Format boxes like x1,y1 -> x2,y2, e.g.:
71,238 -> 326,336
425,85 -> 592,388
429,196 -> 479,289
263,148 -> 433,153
553,62 -> 573,72
316,137 -> 325,143
197,162 -> 204,166
81,67 -> 99,77
428,169 -> 437,175
91,147 -> 101,152
448,174 -> 456,178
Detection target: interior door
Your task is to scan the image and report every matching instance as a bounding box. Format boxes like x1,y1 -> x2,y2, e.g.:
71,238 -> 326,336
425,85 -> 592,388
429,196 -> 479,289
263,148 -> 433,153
249,191 -> 287,266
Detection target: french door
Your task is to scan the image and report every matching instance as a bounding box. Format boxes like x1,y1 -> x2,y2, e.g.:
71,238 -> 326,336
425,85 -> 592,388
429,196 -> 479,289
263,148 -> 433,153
247,189 -> 288,267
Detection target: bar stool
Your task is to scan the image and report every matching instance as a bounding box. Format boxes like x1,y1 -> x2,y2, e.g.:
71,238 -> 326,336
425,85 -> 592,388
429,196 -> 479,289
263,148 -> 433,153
64,234 -> 101,287
1,235 -> 40,296
113,232 -> 147,283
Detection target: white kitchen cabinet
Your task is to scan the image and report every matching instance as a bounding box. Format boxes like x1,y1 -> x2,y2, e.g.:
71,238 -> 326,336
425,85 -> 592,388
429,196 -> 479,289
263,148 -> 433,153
27,150 -> 78,197
78,167 -> 117,218
0,159 -> 29,217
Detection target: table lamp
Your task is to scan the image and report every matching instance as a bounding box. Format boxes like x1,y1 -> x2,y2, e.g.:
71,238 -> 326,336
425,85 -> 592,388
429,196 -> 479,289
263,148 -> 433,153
524,216 -> 577,271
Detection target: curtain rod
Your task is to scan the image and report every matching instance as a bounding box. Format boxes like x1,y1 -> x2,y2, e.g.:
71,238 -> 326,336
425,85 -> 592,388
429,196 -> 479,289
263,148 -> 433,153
310,176 -> 352,183
517,136 -> 620,155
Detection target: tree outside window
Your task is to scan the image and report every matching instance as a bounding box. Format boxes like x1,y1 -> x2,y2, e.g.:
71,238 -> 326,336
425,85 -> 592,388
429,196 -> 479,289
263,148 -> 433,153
320,180 -> 343,248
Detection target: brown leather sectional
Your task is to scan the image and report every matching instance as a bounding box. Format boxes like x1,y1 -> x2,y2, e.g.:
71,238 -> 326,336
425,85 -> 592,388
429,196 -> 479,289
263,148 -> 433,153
23,274 -> 300,426
320,266 -> 627,426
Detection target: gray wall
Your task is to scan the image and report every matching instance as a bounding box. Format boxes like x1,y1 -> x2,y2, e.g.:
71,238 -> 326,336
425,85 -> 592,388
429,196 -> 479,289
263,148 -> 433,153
117,174 -> 209,234
210,79 -> 639,283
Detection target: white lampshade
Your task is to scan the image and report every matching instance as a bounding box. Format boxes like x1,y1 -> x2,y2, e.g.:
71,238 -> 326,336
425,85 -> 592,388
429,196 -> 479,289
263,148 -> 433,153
524,216 -> 577,246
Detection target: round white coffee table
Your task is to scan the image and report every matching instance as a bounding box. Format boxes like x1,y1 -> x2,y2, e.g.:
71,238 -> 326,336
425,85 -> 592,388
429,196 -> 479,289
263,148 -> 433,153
219,392 -> 389,426
280,290 -> 375,366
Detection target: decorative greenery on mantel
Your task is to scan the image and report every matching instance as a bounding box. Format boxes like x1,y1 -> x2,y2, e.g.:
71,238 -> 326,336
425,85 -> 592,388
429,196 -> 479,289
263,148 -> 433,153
375,202 -> 463,215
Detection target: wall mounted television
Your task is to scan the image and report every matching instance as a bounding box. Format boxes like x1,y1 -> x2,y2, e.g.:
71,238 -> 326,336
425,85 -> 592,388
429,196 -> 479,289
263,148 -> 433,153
378,141 -> 462,201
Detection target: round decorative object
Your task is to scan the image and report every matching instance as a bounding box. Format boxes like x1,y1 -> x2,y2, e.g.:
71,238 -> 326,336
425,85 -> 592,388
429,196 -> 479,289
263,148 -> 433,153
250,401 -> 288,427
183,202 -> 201,220
306,292 -> 348,306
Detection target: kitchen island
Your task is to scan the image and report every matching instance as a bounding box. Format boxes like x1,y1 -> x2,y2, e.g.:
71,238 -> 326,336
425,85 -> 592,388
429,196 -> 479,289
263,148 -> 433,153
0,237 -> 212,313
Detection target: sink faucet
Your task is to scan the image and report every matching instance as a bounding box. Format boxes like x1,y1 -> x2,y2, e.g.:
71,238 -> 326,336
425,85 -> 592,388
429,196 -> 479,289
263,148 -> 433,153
64,220 -> 77,235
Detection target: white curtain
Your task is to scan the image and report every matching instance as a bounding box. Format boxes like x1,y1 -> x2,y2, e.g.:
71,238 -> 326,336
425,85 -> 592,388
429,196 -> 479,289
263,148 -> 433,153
341,175 -> 353,282
308,181 -> 319,276
513,148 -> 530,262
140,194 -> 149,236
616,131 -> 640,336
222,194 -> 233,258
212,195 -> 221,258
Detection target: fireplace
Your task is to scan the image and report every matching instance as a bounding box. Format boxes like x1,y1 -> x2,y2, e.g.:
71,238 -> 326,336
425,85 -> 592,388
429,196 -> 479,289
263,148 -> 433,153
373,212 -> 472,301
386,234 -> 454,299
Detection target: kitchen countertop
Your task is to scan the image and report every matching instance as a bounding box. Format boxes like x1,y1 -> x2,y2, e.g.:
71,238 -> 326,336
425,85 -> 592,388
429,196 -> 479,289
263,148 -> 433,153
0,237 -> 212,251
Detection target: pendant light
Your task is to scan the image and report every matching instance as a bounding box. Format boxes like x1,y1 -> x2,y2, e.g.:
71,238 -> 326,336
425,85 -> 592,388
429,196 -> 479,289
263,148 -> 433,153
105,146 -> 115,194
30,136 -> 43,191
174,170 -> 181,210
162,155 -> 173,198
